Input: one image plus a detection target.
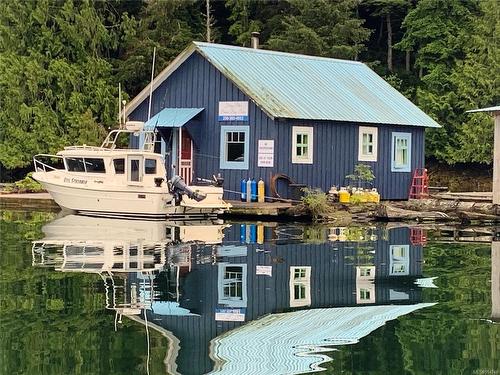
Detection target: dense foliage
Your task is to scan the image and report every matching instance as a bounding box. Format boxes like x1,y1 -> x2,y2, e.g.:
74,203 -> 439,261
0,0 -> 498,174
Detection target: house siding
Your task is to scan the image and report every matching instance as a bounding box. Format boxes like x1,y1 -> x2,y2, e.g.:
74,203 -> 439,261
130,52 -> 425,200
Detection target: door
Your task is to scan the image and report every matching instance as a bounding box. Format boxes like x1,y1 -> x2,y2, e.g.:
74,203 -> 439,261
128,156 -> 142,183
179,129 -> 193,184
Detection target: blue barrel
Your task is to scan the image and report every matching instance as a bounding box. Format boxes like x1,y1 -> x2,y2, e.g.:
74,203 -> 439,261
250,179 -> 257,202
249,224 -> 257,243
240,179 -> 247,201
240,224 -> 246,243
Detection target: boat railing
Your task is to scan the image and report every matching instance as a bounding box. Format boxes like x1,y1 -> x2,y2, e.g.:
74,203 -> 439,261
63,145 -> 108,151
100,129 -> 157,152
33,154 -> 66,173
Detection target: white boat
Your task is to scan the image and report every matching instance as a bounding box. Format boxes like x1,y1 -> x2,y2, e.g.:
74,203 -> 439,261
32,121 -> 231,219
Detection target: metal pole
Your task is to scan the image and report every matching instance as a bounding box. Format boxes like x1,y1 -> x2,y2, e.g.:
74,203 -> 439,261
492,239 -> 500,321
493,113 -> 500,205
147,47 -> 156,121
178,127 -> 182,178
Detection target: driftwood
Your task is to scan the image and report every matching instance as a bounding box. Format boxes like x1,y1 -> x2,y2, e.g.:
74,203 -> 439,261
376,204 -> 452,221
394,199 -> 499,216
377,198 -> 500,223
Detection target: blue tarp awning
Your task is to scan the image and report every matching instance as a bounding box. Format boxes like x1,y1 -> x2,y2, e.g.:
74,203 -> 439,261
144,107 -> 204,130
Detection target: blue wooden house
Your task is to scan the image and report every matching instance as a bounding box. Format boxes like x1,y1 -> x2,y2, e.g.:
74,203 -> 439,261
125,42 -> 440,200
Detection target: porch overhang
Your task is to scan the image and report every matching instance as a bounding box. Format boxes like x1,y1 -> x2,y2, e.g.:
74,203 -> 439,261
144,107 -> 204,131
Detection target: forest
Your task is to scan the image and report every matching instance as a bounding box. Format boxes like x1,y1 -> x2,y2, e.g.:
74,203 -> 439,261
0,0 -> 498,178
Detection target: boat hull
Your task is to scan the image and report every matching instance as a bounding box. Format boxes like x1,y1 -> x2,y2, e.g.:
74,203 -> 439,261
33,174 -> 227,219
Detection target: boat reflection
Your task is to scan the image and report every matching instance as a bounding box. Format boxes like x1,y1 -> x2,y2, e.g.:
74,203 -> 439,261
33,218 -> 437,375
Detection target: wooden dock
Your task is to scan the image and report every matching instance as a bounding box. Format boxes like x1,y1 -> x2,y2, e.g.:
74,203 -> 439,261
0,192 -> 60,211
432,191 -> 493,202
225,200 -> 294,217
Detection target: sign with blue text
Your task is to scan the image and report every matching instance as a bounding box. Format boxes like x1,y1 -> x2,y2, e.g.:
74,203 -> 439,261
218,101 -> 249,121
215,308 -> 246,321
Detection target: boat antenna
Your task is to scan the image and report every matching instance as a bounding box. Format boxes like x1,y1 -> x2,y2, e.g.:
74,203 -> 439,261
122,100 -> 127,127
118,83 -> 122,127
147,46 -> 156,121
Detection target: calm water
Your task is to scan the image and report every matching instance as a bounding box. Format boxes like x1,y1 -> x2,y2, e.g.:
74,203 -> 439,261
1,209 -> 498,375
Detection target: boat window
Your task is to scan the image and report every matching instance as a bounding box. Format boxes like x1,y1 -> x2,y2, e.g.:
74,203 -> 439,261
66,157 -> 86,172
84,158 -> 105,173
145,159 -> 157,174
113,159 -> 125,174
130,159 -> 141,182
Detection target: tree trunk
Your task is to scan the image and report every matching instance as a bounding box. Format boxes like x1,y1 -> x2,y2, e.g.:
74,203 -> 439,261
206,0 -> 211,42
405,50 -> 410,72
386,13 -> 393,72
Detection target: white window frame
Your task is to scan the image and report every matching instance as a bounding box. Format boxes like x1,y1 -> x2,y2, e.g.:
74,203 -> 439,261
389,245 -> 410,276
356,282 -> 376,304
358,126 -> 378,162
219,126 -> 249,170
217,263 -> 247,307
289,266 -> 311,307
391,132 -> 412,172
292,126 -> 313,164
356,266 -> 376,280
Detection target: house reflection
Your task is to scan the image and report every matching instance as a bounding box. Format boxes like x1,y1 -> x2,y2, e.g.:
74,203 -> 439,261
33,217 -> 436,375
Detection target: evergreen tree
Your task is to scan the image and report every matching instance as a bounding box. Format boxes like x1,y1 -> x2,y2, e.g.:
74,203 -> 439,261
265,0 -> 370,59
0,0 -> 119,169
396,0 -> 496,163
114,0 -> 204,97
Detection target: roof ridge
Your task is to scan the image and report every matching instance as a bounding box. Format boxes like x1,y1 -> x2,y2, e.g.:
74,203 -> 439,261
193,41 -> 364,66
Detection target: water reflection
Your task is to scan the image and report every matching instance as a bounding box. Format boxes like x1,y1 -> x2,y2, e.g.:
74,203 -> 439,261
32,216 -> 437,375
492,237 -> 500,322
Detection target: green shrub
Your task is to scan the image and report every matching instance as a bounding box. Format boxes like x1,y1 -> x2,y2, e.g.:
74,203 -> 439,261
346,164 -> 375,187
5,172 -> 45,193
301,188 -> 332,220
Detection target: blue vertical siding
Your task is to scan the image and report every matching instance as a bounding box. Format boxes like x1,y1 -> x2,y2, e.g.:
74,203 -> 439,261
130,52 -> 425,200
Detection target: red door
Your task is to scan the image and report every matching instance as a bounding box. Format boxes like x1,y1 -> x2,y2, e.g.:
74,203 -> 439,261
180,129 -> 193,184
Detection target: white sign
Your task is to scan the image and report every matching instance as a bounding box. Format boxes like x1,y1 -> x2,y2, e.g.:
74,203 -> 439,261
256,265 -> 272,276
258,139 -> 274,167
215,308 -> 246,322
218,101 -> 249,121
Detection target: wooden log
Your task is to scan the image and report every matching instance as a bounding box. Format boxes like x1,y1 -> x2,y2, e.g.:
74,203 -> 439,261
394,199 -> 498,216
376,203 -> 452,221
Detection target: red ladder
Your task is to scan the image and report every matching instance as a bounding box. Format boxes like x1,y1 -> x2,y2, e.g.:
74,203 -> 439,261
409,168 -> 429,199
410,228 -> 427,246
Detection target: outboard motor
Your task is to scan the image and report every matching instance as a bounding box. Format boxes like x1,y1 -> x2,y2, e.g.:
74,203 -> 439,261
170,175 -> 206,202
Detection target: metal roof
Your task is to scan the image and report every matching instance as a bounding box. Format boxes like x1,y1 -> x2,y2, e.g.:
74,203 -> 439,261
195,42 -> 440,127
144,107 -> 204,131
209,303 -> 436,374
466,105 -> 500,114
125,42 -> 440,128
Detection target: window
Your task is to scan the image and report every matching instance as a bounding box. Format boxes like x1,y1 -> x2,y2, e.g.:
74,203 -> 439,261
128,158 -> 142,182
145,159 -> 157,174
220,126 -> 249,170
389,245 -> 410,276
292,126 -> 313,164
359,288 -> 371,300
84,158 -> 105,173
114,159 -> 125,174
391,132 -> 411,172
66,157 -> 85,172
358,126 -> 378,161
218,264 -> 247,307
356,283 -> 376,304
289,266 -> 311,307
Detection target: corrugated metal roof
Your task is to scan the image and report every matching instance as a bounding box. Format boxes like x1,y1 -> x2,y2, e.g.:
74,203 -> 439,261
209,303 -> 436,374
144,107 -> 203,130
195,42 -> 440,128
466,105 -> 500,113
